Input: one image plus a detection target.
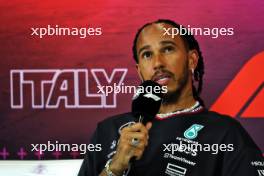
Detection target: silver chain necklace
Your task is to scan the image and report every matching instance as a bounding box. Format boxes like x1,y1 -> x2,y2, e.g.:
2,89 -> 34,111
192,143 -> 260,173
156,101 -> 201,119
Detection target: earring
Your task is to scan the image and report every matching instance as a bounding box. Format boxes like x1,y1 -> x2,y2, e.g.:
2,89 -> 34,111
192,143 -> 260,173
191,68 -> 194,74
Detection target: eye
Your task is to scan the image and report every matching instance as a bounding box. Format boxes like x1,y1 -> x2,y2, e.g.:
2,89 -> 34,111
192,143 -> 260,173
141,51 -> 152,59
163,46 -> 175,53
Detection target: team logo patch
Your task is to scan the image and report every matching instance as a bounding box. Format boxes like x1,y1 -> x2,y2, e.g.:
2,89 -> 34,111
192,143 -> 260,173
184,124 -> 204,140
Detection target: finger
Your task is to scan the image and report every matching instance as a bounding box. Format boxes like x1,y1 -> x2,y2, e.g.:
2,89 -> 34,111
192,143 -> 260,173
146,122 -> 152,131
117,142 -> 135,158
133,149 -> 144,160
126,135 -> 148,148
123,131 -> 147,141
118,135 -> 146,149
120,123 -> 142,134
129,139 -> 146,149
128,123 -> 145,132
122,123 -> 150,136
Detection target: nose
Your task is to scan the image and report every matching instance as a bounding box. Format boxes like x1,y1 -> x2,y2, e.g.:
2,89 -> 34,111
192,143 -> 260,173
153,54 -> 165,70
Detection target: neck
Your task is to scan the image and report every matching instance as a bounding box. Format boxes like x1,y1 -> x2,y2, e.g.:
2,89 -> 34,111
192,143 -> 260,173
159,85 -> 196,114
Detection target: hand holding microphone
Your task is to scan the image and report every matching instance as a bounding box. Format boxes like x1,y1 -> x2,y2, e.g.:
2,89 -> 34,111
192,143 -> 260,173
109,122 -> 152,175
106,80 -> 164,175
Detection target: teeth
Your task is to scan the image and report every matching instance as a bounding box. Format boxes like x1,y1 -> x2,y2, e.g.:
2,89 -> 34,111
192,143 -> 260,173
156,76 -> 169,81
158,77 -> 168,81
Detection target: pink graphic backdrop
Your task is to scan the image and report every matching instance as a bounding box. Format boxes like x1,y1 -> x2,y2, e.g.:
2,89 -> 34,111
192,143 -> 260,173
0,0 -> 263,159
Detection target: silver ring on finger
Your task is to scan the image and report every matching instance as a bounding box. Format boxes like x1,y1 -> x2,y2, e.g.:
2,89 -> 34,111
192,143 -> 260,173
131,138 -> 140,147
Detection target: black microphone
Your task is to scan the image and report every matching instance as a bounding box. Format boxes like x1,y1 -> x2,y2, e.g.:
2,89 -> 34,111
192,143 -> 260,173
129,80 -> 164,163
132,80 -> 164,125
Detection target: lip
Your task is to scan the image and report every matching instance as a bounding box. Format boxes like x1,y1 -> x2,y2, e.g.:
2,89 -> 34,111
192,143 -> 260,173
152,73 -> 171,85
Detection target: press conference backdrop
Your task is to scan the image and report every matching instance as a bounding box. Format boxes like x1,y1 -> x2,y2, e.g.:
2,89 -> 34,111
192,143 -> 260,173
0,0 -> 263,175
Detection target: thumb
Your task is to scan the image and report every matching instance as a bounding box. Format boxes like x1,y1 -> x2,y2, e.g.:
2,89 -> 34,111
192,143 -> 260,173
146,122 -> 152,131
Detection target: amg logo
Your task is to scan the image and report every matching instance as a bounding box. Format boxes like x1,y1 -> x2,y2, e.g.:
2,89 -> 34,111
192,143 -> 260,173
10,69 -> 127,109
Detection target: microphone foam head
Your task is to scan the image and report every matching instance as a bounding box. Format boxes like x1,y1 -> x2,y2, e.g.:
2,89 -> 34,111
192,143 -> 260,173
132,80 -> 164,123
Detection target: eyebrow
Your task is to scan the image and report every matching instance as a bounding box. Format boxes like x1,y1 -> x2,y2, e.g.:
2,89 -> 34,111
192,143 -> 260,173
160,40 -> 177,46
138,45 -> 151,56
138,40 -> 177,56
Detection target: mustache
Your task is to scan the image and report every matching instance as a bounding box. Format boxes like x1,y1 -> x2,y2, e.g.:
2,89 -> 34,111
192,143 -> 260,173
151,69 -> 175,80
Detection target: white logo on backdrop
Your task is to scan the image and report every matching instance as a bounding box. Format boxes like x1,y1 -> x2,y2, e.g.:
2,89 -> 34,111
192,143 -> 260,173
10,69 -> 127,109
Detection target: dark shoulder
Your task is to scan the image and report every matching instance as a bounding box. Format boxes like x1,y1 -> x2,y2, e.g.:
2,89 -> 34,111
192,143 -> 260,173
193,110 -> 245,138
201,110 -> 242,129
202,110 -> 259,149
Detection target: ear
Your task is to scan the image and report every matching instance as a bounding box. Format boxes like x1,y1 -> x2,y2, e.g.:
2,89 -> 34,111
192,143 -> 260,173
135,64 -> 144,81
188,49 -> 199,71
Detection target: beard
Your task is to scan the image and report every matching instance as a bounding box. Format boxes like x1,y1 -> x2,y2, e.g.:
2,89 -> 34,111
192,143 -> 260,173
161,63 -> 189,105
138,60 -> 190,105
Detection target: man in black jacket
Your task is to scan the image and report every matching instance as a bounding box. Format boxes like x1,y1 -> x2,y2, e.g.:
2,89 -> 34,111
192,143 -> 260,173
78,19 -> 264,176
